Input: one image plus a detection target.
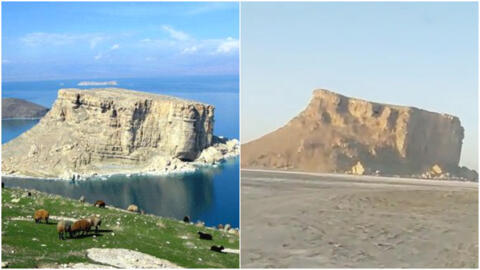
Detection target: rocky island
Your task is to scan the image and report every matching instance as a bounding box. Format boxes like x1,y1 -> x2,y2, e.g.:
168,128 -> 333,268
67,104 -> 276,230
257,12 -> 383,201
78,81 -> 118,86
242,89 -> 477,181
2,88 -> 238,179
2,98 -> 49,119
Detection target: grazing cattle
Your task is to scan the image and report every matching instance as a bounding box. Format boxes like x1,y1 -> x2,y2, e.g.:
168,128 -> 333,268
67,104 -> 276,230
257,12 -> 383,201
94,200 -> 106,208
57,220 -> 72,240
79,196 -> 85,203
198,231 -> 212,240
210,245 -> 225,253
183,216 -> 190,223
70,219 -> 91,237
33,209 -> 49,224
88,216 -> 102,233
127,204 -> 139,212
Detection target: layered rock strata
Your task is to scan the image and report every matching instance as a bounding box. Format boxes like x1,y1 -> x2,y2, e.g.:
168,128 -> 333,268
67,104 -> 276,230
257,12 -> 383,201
242,89 -> 477,181
2,88 -> 238,179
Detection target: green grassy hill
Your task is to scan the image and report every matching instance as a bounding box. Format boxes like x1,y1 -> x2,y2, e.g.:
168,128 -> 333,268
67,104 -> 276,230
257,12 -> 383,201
2,187 -> 239,268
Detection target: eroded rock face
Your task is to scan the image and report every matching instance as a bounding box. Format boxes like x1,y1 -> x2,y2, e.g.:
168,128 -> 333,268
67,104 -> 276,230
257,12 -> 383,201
242,89 -> 475,180
2,88 -> 217,178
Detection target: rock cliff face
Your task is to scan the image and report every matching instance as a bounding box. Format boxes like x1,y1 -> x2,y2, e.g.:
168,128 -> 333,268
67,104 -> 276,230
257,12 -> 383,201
2,98 -> 49,119
242,89 -> 476,180
2,88 -> 237,179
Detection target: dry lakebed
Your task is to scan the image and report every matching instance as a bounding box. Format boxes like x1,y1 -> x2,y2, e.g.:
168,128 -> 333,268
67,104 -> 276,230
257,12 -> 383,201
241,169 -> 478,268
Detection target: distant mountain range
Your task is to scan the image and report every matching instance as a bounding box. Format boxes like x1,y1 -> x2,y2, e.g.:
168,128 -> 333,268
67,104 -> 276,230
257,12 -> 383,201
2,98 -> 49,119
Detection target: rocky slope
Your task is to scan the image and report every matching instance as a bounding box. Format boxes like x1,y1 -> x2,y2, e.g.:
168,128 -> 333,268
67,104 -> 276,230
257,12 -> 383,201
2,98 -> 49,119
2,88 -> 238,179
242,89 -> 477,181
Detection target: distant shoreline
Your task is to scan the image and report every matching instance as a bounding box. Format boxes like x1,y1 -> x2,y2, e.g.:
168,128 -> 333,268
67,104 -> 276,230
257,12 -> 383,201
2,74 -> 239,84
2,117 -> 42,120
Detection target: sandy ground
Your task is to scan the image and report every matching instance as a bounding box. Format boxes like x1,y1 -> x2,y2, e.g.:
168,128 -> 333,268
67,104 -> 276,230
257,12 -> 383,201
241,169 -> 478,268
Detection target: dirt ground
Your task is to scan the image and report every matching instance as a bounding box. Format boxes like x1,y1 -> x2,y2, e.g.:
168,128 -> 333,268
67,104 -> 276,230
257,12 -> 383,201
241,170 -> 478,268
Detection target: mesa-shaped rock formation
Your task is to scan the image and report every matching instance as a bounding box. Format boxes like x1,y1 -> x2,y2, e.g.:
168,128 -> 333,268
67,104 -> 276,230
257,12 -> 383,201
2,88 -> 237,179
242,89 -> 477,181
2,98 -> 49,119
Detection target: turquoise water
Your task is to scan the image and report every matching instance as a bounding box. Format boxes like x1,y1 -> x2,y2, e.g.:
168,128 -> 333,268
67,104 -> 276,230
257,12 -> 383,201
1,76 -> 239,227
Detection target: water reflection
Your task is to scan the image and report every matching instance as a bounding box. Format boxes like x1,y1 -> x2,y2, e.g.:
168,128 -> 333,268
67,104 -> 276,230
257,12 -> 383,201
3,158 -> 239,228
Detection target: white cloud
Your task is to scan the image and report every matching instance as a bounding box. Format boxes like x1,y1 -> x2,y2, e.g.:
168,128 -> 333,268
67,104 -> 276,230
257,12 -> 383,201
138,25 -> 238,56
138,38 -> 176,49
216,37 -> 239,54
140,35 -> 238,57
22,32 -> 108,48
161,25 -> 190,41
89,36 -> 105,49
94,43 -> 120,61
22,32 -> 75,46
182,46 -> 198,54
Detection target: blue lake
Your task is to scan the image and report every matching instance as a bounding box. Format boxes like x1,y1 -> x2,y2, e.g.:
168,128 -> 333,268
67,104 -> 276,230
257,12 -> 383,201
2,75 -> 239,228
2,158 -> 239,228
2,119 -> 40,143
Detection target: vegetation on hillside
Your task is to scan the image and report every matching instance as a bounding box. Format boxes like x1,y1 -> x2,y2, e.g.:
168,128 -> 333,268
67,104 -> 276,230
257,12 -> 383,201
2,187 -> 239,268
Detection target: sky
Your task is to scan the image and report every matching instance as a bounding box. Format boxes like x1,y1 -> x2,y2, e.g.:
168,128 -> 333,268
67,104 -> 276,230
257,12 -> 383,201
241,2 -> 478,170
2,2 -> 239,81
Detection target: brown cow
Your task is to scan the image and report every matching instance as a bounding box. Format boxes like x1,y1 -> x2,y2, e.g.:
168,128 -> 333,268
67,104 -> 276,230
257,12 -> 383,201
33,209 -> 49,224
94,200 -> 106,208
70,219 -> 91,237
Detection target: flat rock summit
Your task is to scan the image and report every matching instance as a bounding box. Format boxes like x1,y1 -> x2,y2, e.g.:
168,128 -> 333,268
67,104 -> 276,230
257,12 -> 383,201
2,88 -> 238,179
242,89 -> 477,181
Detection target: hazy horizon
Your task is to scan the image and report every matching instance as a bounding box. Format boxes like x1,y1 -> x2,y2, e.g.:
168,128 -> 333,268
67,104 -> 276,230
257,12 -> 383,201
1,74 -> 238,84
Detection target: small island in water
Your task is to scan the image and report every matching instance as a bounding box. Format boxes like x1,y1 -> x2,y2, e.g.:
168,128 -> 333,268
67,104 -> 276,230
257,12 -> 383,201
2,88 -> 238,180
77,80 -> 118,86
2,98 -> 49,119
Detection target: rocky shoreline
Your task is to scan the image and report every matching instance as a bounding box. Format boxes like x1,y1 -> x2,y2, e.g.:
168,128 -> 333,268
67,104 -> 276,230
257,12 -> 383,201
3,138 -> 239,181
